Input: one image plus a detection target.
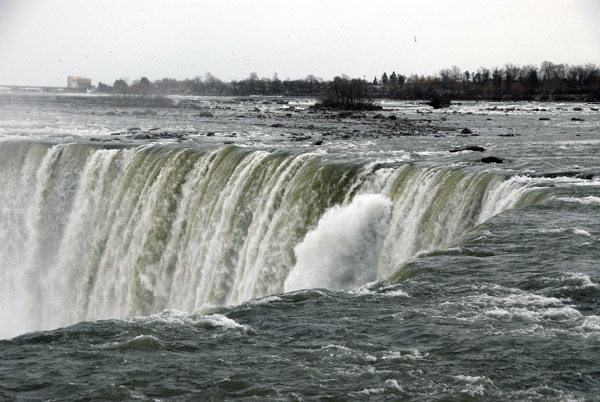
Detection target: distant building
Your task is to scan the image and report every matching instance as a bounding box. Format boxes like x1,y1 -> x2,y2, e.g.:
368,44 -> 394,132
67,76 -> 92,90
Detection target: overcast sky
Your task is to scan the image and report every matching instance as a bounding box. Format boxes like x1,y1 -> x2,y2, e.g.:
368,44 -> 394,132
1,0 -> 598,87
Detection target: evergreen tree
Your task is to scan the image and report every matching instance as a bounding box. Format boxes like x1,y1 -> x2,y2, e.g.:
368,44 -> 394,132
113,79 -> 129,94
139,77 -> 152,95
97,82 -> 110,92
381,72 -> 389,85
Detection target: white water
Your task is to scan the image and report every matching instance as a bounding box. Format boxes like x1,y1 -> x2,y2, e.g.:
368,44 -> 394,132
0,141 -> 543,338
285,194 -> 393,292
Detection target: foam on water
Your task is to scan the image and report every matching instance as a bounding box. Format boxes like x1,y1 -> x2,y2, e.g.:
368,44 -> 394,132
558,272 -> 598,289
245,295 -> 283,306
484,306 -> 567,324
138,310 -> 250,331
578,316 -> 600,333
556,196 -> 600,205
351,282 -> 410,297
572,228 -> 592,236
384,379 -> 403,391
321,344 -> 378,363
195,314 -> 251,330
514,175 -> 599,186
382,348 -> 428,361
120,335 -> 165,351
357,387 -> 386,396
527,227 -> 594,237
454,375 -> 494,396
476,292 -> 564,307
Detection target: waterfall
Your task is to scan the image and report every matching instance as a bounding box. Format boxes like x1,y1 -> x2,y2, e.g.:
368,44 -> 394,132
0,141 -> 544,337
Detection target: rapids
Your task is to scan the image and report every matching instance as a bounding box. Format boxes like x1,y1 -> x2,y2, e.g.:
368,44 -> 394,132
1,94 -> 599,400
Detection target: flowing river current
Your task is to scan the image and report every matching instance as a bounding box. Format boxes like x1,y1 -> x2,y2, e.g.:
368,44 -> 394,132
0,91 -> 599,400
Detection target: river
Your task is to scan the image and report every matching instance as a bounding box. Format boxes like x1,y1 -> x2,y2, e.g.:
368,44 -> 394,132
0,91 -> 598,400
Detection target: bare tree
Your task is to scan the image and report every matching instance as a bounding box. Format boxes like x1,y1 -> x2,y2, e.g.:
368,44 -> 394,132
322,76 -> 376,109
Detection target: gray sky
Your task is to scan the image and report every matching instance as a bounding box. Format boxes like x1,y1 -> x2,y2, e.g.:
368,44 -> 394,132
1,0 -> 598,87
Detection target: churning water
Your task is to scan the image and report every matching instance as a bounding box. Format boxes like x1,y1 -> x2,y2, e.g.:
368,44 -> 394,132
0,93 -> 599,400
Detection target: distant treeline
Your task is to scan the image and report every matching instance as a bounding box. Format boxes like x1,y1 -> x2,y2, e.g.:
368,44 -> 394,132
96,61 -> 600,101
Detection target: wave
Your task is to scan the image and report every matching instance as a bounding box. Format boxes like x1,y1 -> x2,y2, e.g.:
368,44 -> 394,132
555,196 -> 600,205
0,140 -> 545,337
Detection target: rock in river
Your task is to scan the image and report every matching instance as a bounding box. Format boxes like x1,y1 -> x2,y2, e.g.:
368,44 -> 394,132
450,146 -> 485,153
481,156 -> 503,164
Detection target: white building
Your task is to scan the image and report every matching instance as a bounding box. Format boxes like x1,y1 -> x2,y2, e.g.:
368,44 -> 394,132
67,76 -> 92,89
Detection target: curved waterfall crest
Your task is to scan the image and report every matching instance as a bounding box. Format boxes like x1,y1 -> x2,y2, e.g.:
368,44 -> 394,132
0,141 -> 545,334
